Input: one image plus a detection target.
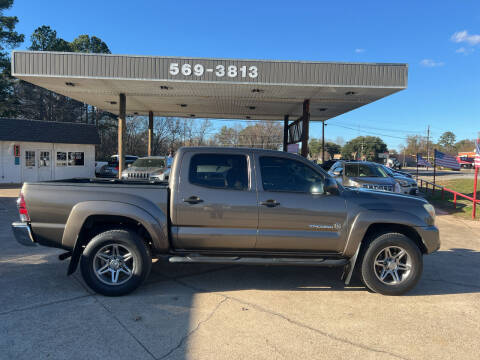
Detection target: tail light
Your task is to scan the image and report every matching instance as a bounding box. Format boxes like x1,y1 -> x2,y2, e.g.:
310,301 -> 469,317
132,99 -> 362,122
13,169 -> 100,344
115,166 -> 119,171
17,193 -> 30,222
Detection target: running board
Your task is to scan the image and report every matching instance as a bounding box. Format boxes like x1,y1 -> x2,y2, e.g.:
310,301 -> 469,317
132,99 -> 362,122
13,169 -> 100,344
168,255 -> 348,267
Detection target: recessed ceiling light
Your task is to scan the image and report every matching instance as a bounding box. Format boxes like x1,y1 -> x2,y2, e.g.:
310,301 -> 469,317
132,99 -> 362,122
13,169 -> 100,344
160,86 -> 170,90
133,112 -> 138,115
318,108 -> 327,111
246,116 -> 251,119
345,91 -> 356,96
248,106 -> 256,110
179,104 -> 187,107
65,82 -> 75,87
107,101 -> 117,105
251,89 -> 264,93
190,114 -> 195,117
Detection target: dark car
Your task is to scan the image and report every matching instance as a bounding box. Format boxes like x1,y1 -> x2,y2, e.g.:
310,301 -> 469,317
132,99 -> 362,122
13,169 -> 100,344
329,160 -> 400,193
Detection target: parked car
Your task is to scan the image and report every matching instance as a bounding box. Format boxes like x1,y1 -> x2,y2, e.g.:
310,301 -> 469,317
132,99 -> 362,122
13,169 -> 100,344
99,155 -> 138,178
380,165 -> 418,195
456,156 -> 474,169
121,156 -> 167,180
95,161 -> 108,177
12,147 -> 439,296
329,161 -> 400,193
319,159 -> 336,171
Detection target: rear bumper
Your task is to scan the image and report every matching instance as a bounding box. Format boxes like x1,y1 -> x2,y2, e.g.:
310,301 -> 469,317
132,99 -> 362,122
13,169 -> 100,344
417,225 -> 440,254
11,222 -> 37,247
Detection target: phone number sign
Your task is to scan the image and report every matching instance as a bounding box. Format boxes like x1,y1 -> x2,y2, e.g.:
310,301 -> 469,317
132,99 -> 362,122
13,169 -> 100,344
168,62 -> 259,80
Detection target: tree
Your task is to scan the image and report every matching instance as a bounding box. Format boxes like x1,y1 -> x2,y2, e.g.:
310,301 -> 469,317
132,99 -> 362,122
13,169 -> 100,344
341,136 -> 387,161
308,138 -> 341,160
0,0 -> 24,116
455,139 -> 476,153
438,131 -> 456,153
71,35 -> 110,54
29,25 -> 71,51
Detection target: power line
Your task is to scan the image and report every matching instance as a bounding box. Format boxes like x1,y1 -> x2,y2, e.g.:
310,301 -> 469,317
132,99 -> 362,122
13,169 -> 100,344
327,124 -> 407,140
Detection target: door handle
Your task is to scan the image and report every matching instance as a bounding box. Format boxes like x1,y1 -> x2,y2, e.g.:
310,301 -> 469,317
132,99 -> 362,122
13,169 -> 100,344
183,196 -> 203,205
260,199 -> 280,207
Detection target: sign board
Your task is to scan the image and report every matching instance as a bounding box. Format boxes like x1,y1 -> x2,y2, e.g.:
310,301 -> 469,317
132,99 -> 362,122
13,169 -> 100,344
287,144 -> 299,154
14,144 -> 20,157
378,152 -> 389,159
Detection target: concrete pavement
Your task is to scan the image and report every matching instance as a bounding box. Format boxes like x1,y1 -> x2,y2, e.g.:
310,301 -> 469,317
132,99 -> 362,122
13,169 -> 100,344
1,188 -> 479,360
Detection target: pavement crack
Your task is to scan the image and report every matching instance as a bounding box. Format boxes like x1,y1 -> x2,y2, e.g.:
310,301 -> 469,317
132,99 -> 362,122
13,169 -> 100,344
93,296 -> 157,360
172,278 -> 411,360
0,294 -> 91,316
157,296 -> 228,360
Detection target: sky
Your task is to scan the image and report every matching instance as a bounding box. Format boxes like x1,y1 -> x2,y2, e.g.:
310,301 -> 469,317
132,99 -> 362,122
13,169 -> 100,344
6,0 -> 480,150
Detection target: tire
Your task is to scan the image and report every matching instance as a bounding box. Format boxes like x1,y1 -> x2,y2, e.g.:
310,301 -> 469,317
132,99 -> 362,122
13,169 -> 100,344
80,228 -> 152,296
360,233 -> 422,296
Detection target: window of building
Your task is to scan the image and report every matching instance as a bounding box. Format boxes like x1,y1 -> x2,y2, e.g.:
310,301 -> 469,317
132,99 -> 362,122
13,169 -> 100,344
189,154 -> 248,190
56,152 -> 67,167
259,156 -> 325,193
25,151 -> 35,167
39,151 -> 50,167
68,152 -> 85,166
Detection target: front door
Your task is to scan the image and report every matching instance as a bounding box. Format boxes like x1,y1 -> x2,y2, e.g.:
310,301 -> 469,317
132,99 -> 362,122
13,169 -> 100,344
256,155 -> 347,253
22,149 -> 37,182
173,151 -> 258,250
38,150 -> 52,181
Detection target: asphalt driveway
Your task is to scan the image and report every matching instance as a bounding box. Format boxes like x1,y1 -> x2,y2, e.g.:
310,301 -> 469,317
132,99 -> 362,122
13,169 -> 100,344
1,188 -> 479,360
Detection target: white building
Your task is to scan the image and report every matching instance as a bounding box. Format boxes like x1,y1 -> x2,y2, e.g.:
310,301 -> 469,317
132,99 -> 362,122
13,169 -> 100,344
0,118 -> 100,183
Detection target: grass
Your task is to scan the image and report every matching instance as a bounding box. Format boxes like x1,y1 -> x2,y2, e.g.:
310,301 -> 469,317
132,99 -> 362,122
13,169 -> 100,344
421,178 -> 480,220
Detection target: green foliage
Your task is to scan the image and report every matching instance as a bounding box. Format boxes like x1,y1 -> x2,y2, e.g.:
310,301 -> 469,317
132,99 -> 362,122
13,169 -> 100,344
438,131 -> 456,153
341,136 -> 387,161
455,139 -> 476,153
29,25 -> 71,51
0,0 -> 24,116
308,138 -> 341,159
71,35 -> 110,53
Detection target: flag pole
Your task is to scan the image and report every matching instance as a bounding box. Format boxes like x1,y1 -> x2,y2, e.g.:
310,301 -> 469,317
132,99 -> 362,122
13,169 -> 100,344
416,153 -> 419,181
473,166 -> 478,219
433,149 -> 436,186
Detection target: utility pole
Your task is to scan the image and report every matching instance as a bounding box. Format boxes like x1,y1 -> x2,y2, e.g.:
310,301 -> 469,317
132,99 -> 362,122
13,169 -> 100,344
426,125 -> 430,170
321,120 -> 325,163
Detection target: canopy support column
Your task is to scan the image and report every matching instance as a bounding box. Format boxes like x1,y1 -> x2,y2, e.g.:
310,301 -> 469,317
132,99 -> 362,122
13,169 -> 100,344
322,120 -> 325,163
117,93 -> 126,179
148,111 -> 153,156
301,99 -> 310,158
283,115 -> 289,152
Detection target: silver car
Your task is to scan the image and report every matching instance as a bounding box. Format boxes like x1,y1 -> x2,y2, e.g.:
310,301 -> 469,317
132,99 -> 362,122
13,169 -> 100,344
329,161 -> 400,193
380,164 -> 418,195
121,156 -> 167,180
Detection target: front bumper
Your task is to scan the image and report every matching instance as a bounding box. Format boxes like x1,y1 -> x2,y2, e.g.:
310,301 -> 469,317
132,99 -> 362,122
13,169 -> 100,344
11,222 -> 37,247
417,225 -> 440,254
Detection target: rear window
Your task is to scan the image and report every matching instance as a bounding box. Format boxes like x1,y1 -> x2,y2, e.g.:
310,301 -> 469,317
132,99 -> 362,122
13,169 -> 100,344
189,154 -> 248,190
132,158 -> 165,168
345,164 -> 388,178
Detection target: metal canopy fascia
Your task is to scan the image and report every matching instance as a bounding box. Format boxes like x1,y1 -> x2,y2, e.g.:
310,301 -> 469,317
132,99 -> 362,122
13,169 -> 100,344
12,51 -> 408,121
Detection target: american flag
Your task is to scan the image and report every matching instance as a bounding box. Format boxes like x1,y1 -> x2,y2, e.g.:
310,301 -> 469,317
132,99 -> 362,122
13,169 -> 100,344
417,154 -> 432,167
475,139 -> 480,168
434,149 -> 460,170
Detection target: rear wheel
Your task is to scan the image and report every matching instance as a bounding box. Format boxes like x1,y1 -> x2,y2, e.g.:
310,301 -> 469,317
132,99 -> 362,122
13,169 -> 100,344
80,229 -> 152,296
360,233 -> 422,295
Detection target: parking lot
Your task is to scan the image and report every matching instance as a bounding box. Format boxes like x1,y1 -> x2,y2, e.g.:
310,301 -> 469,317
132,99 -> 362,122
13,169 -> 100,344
1,186 -> 479,360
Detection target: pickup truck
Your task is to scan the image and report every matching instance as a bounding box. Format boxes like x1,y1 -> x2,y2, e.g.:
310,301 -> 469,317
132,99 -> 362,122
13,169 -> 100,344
11,147 -> 440,296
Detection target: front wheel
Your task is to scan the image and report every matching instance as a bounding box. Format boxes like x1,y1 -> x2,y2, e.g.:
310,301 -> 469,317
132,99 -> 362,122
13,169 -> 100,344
360,233 -> 423,295
80,229 -> 152,296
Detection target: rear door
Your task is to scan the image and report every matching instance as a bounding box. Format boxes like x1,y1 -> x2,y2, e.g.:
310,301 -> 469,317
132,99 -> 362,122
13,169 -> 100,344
255,155 -> 347,253
172,150 -> 258,250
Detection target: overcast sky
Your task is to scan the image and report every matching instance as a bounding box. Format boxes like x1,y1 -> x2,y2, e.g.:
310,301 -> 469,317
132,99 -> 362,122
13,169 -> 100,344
8,0 -> 480,150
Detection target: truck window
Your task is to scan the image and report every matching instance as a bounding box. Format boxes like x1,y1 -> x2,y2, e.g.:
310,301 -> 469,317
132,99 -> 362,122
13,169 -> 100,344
259,156 -> 324,193
189,154 -> 248,190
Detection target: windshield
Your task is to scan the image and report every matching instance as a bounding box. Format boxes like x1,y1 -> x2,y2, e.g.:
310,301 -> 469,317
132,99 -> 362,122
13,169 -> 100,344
132,158 -> 165,168
344,163 -> 388,178
381,165 -> 395,176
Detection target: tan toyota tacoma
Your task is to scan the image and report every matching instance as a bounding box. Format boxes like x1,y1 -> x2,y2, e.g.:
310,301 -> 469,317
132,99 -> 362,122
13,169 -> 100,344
11,147 -> 439,296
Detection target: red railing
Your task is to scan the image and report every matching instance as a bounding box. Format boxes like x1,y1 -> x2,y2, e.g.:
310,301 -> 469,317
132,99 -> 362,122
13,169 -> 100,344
417,178 -> 480,219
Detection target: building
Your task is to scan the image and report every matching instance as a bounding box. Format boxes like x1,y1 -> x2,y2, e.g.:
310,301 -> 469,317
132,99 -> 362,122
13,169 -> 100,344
0,118 -> 100,183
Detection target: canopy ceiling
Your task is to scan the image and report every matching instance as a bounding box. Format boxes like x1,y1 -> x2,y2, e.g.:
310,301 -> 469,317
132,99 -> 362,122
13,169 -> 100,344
12,51 -> 408,121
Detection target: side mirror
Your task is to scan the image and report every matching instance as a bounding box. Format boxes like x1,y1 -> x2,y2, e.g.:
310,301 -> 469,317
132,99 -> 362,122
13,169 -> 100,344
127,163 -> 132,168
332,170 -> 342,177
324,177 -> 339,195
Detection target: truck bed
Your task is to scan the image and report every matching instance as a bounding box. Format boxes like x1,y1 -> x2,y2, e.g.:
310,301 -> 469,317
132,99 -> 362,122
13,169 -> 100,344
22,178 -> 169,249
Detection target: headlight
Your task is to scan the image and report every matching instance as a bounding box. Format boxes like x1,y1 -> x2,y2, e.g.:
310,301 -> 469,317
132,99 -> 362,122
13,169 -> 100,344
121,171 -> 128,178
394,183 -> 401,193
423,203 -> 436,224
349,180 -> 360,187
398,179 -> 409,187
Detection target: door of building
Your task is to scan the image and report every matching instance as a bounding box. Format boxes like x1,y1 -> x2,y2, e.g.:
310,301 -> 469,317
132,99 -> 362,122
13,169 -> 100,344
22,149 -> 37,182
37,150 -> 52,181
